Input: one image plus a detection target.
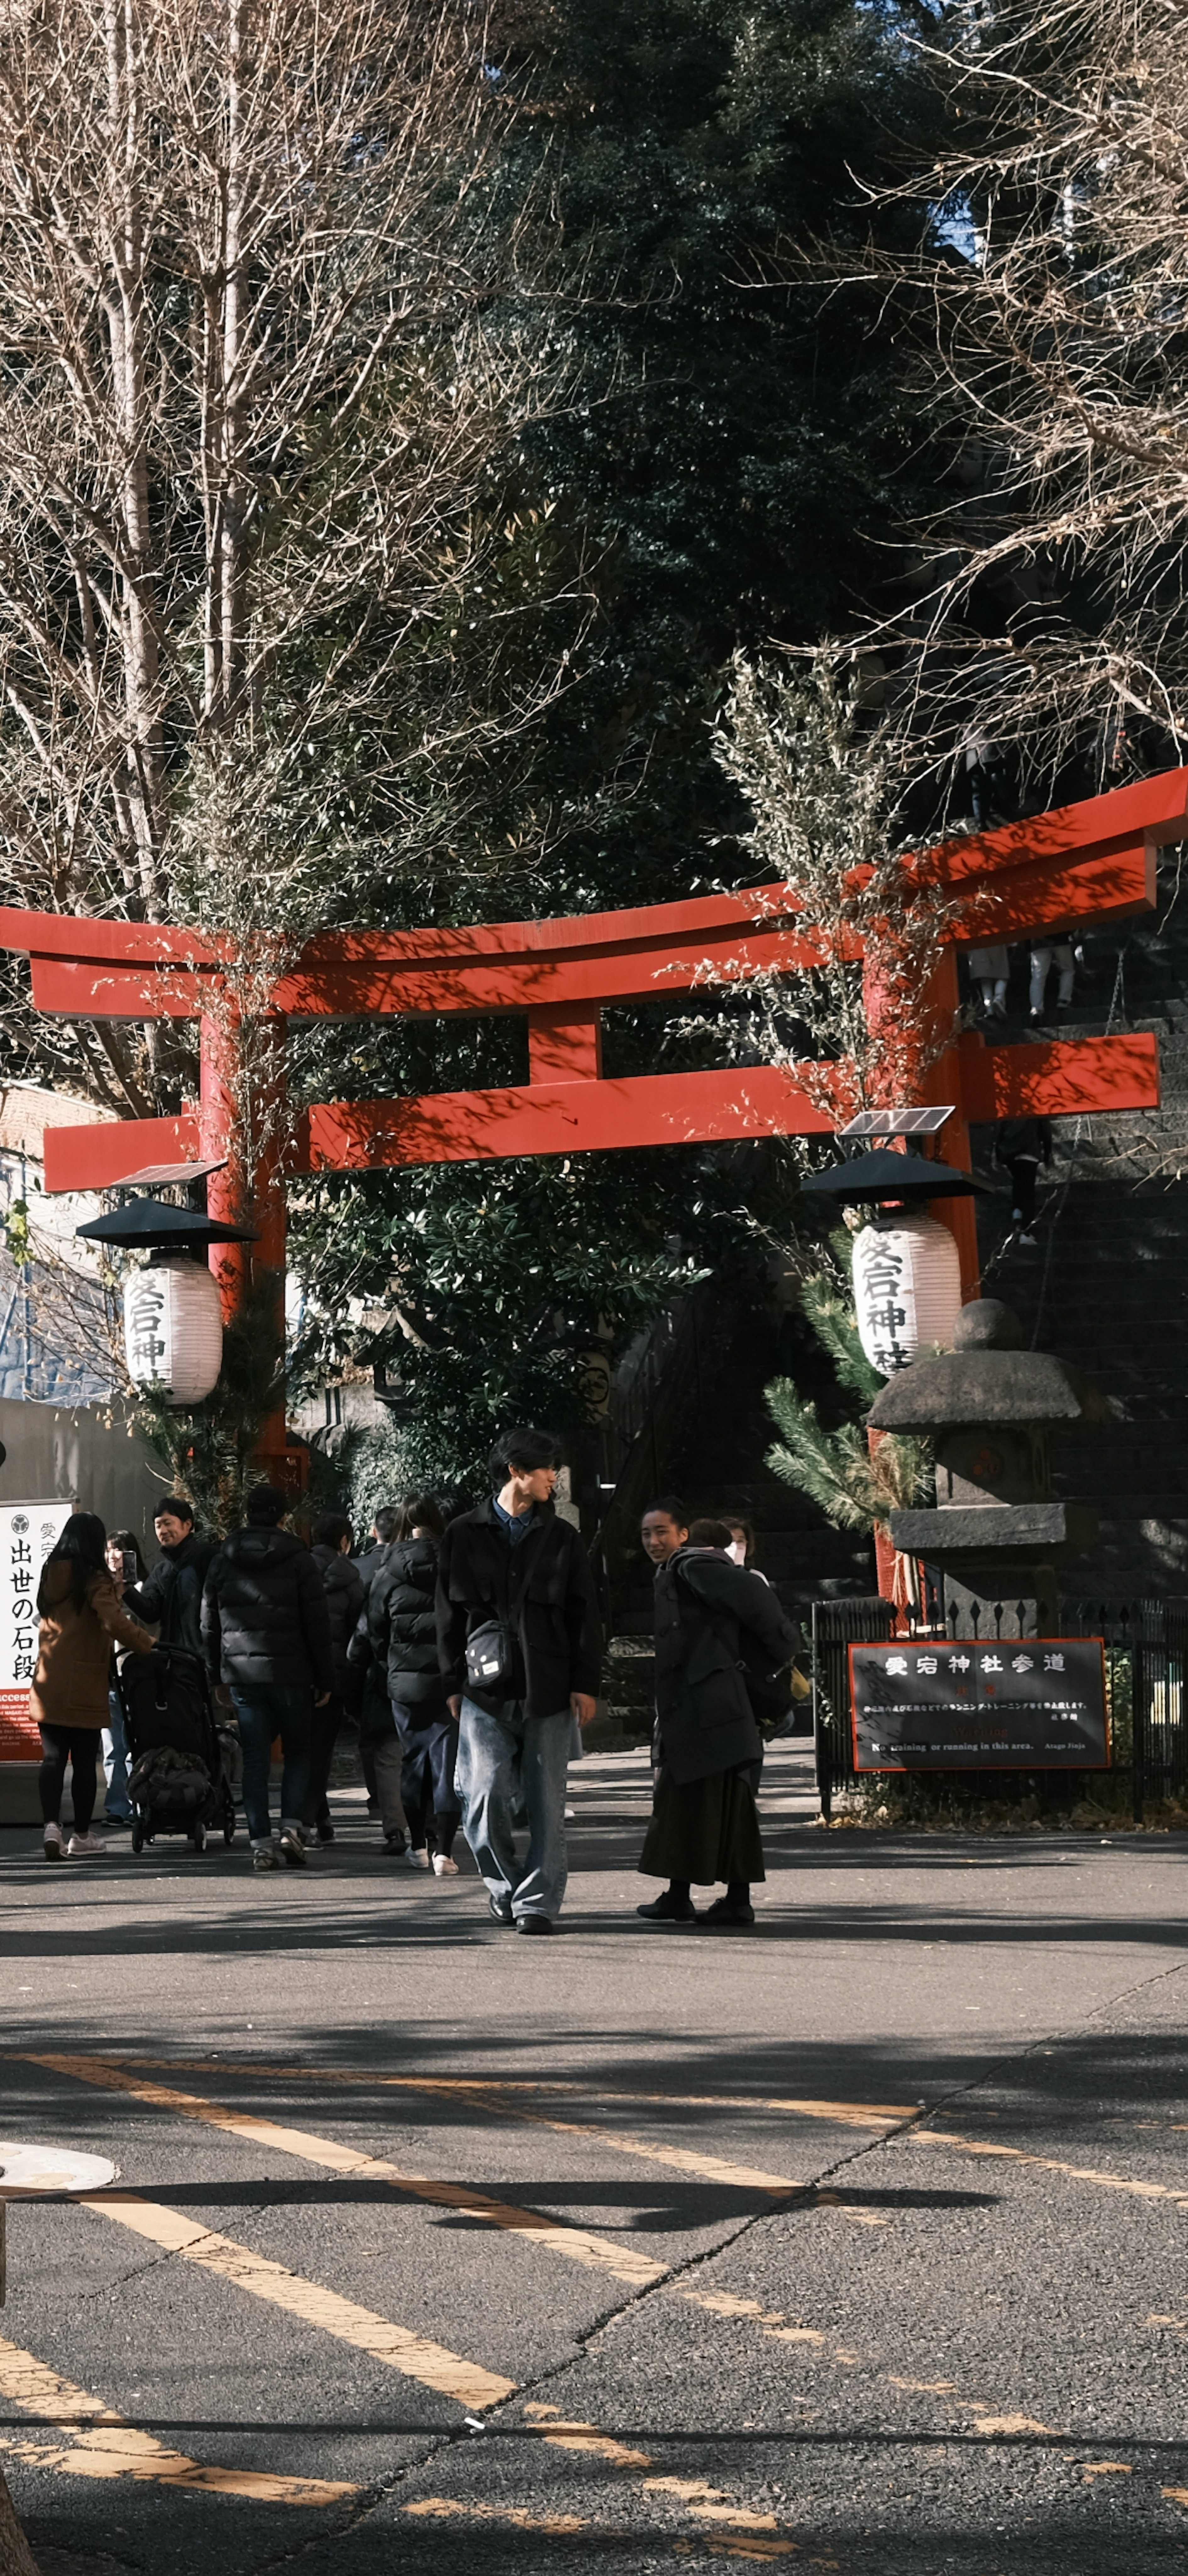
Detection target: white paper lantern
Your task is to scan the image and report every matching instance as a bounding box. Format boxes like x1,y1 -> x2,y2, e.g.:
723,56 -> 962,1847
852,1213 -> 962,1377
124,1260 -> 224,1405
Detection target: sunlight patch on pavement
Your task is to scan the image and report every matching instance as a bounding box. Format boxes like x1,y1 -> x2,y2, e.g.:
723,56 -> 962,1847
28,2054 -> 667,2288
0,2333 -> 354,2501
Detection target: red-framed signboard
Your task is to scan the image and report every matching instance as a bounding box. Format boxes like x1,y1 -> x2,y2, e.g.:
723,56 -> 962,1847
848,1637 -> 1110,1772
0,1502 -> 73,1759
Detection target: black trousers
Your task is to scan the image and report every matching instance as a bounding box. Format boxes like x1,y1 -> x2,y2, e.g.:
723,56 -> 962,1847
302,1693 -> 343,1829
396,1707 -> 461,1853
39,1724 -> 99,1831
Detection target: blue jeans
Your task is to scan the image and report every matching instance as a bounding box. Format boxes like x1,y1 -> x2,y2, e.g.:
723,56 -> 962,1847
455,1696 -> 573,1921
102,1690 -> 134,1820
231,1686 -> 312,1843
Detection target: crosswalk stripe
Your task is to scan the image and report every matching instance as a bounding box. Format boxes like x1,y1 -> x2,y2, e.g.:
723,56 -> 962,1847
77,2192 -> 514,2408
29,2054 -> 667,2289
0,2335 -> 354,2501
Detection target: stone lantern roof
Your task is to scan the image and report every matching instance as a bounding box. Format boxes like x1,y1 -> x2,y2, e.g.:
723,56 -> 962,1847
867,1298 -> 1109,1432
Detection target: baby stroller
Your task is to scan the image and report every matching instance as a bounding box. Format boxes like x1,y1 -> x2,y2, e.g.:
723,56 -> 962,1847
119,1644 -> 237,1854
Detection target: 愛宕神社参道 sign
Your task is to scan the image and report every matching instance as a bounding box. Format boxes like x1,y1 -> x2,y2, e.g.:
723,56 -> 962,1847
848,1637 -> 1109,1772
0,1503 -> 74,1760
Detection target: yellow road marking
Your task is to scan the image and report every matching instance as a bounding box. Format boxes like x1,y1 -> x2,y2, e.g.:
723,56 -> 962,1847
78,2191 -> 512,2410
0,2335 -> 352,2502
643,2474 -> 780,2532
1164,2486 -> 1188,2507
680,2292 -> 1071,2434
30,2054 -> 666,2290
1083,2462 -> 1132,2476
911,2124 -> 1188,2209
969,2413 -> 1054,2437
404,2497 -> 587,2533
682,2291 -> 825,2346
524,2402 -> 653,2467
98,2054 -> 913,2131
458,2098 -> 804,2197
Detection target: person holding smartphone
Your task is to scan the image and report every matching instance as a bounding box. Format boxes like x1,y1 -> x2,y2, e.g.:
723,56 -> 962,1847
102,1528 -> 148,1825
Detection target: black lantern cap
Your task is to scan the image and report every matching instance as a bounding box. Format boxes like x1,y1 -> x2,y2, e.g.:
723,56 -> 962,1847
800,1147 -> 990,1204
76,1200 -> 257,1250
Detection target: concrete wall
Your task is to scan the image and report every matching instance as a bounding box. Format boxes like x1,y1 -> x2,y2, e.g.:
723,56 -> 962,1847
0,1396 -> 162,1550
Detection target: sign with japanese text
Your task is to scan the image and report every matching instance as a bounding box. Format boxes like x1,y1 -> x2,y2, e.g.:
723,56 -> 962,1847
0,1502 -> 74,1759
848,1637 -> 1109,1771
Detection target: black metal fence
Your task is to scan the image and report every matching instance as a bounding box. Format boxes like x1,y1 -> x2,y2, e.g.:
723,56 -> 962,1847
811,1592 -> 1188,1820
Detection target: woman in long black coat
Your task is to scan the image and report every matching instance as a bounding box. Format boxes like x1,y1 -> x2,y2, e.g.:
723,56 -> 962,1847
637,1516 -> 800,1929
367,1495 -> 462,1873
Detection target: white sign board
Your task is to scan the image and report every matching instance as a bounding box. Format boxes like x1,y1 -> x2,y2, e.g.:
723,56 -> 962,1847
0,1502 -> 74,1759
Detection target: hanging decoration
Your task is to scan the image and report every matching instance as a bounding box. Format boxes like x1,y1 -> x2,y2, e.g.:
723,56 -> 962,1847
124,1260 -> 224,1406
852,1212 -> 963,1376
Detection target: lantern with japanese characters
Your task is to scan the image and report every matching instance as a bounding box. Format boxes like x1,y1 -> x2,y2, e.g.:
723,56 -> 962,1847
124,1259 -> 224,1405
852,1212 -> 962,1377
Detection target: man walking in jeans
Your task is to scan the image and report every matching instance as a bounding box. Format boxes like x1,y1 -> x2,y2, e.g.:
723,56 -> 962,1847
202,1484 -> 334,1871
437,1427 -> 601,1933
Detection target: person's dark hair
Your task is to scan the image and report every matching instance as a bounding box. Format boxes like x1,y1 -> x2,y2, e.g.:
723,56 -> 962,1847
392,1492 -> 446,1544
312,1512 -> 354,1552
246,1482 -> 289,1528
641,1496 -> 689,1528
109,1528 -> 148,1581
373,1505 -> 399,1543
154,1494 -> 195,1528
727,1515 -> 756,1563
488,1425 -> 560,1485
688,1517 -> 733,1549
37,1510 -> 108,1615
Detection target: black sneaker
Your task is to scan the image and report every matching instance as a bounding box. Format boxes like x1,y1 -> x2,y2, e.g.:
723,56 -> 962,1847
514,1914 -> 553,1935
384,1829 -> 407,1856
700,1896 -> 755,1928
316,1820 -> 334,1845
637,1891 -> 698,1923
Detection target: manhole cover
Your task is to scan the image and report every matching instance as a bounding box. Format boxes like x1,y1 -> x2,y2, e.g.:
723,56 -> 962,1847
0,2141 -> 118,2196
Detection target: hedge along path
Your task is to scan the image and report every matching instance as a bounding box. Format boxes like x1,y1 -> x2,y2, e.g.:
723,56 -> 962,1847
0,2334 -> 355,2502
27,2055 -> 668,2289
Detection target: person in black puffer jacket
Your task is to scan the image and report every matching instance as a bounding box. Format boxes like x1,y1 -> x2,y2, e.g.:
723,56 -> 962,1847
368,1494 -> 461,1871
300,1514 -> 365,1846
201,1484 -> 334,1870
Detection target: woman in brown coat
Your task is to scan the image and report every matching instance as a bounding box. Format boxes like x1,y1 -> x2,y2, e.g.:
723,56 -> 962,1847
32,1513 -> 154,1861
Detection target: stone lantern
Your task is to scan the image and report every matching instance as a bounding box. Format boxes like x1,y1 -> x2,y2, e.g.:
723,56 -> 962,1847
867,1297 -> 1108,1634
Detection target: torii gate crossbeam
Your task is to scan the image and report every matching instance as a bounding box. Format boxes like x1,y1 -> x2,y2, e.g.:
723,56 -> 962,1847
0,765 -> 1176,1471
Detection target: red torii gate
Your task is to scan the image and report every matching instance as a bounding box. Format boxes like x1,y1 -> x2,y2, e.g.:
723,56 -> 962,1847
0,764 -> 1176,1466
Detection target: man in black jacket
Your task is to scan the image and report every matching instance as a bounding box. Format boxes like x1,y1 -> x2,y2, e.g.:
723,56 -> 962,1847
437,1426 -> 601,1932
202,1484 -> 335,1871
124,1497 -> 214,1657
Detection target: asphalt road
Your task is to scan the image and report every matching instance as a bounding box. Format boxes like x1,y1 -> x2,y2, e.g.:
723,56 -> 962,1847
1,1743 -> 1186,2576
